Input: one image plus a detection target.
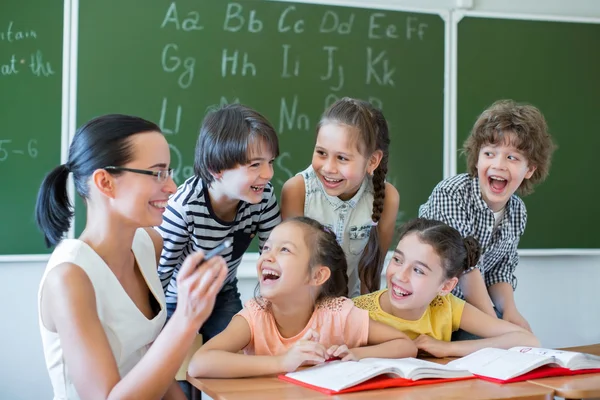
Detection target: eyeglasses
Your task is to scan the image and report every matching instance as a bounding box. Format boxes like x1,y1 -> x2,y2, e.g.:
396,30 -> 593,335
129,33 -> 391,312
104,166 -> 174,183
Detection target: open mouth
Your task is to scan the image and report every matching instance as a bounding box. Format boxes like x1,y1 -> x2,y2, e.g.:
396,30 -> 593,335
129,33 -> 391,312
488,176 -> 508,193
251,185 -> 265,192
149,200 -> 168,209
321,175 -> 343,188
261,268 -> 281,283
391,284 -> 412,298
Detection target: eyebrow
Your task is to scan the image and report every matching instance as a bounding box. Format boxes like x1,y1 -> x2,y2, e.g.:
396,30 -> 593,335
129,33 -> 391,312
280,240 -> 297,248
393,249 -> 432,271
248,156 -> 272,163
148,163 -> 168,169
315,146 -> 353,157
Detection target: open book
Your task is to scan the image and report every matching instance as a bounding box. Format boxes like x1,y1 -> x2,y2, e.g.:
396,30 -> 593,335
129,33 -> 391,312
279,358 -> 473,394
447,347 -> 600,383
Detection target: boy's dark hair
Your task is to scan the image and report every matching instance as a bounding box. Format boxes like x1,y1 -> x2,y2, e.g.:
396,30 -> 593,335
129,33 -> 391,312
194,104 -> 279,186
463,100 -> 557,196
397,218 -> 481,279
317,97 -> 391,293
35,114 -> 161,247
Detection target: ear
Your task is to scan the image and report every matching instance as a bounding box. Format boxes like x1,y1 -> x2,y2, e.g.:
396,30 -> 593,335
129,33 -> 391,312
367,150 -> 383,175
524,164 -> 537,180
91,169 -> 117,199
438,276 -> 459,297
310,265 -> 332,287
210,170 -> 223,181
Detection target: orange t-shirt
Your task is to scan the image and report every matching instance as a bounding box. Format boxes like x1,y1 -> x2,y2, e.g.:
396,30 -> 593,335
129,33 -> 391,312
237,297 -> 370,356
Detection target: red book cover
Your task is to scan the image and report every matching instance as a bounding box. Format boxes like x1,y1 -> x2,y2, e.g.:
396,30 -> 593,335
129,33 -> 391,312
278,373 -> 474,395
474,365 -> 600,384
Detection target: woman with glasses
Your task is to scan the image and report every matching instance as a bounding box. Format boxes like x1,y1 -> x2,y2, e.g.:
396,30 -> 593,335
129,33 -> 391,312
35,114 -> 226,400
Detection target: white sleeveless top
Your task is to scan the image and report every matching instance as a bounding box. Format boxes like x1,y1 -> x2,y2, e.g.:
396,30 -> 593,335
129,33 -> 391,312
38,229 -> 167,400
300,165 -> 375,298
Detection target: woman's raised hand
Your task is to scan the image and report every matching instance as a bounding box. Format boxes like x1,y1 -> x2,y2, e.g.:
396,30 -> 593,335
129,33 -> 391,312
173,251 -> 228,329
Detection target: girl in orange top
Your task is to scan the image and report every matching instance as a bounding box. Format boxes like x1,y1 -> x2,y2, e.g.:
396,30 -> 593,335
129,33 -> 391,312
188,216 -> 416,378
354,218 -> 539,358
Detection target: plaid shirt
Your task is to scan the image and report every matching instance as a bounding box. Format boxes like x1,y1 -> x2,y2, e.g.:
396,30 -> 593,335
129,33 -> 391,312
418,173 -> 527,300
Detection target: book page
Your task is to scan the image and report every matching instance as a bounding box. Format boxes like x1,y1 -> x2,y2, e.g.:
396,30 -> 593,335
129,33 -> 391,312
509,347 -> 577,368
284,361 -> 391,392
360,358 -> 471,380
447,348 -> 551,381
510,347 -> 600,370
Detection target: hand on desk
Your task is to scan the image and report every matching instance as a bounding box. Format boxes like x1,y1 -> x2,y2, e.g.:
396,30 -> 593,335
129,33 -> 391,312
414,335 -> 452,358
326,344 -> 357,361
279,328 -> 327,372
502,308 -> 532,332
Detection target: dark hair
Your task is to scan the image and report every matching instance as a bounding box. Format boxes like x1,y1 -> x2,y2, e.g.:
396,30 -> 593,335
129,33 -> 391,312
35,114 -> 161,247
194,104 -> 279,186
463,100 -> 557,196
397,218 -> 481,279
317,97 -> 391,292
255,216 -> 349,302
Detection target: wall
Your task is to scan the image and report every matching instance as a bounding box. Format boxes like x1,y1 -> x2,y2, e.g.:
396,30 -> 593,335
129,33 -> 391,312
1,0 -> 598,399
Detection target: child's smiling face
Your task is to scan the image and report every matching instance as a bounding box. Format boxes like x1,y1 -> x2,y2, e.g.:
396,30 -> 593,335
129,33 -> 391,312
257,222 -> 312,300
385,232 -> 457,321
311,123 -> 377,201
476,133 -> 537,212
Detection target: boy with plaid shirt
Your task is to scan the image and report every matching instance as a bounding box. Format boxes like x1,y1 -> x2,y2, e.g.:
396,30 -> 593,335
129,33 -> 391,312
419,100 -> 555,339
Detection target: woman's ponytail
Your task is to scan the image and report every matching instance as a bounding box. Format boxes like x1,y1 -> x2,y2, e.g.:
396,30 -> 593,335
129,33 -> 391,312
35,164 -> 73,247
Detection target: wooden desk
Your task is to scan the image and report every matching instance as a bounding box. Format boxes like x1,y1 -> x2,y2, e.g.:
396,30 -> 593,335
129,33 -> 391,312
527,344 -> 600,400
187,373 -> 554,400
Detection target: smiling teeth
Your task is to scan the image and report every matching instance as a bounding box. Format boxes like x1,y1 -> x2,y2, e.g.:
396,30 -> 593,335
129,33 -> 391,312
490,176 -> 507,181
324,177 -> 342,183
150,201 -> 168,208
251,186 -> 264,192
393,287 -> 410,297
262,269 -> 280,278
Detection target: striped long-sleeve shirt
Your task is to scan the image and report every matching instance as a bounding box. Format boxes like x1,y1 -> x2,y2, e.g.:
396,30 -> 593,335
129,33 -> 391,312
418,173 -> 527,300
156,175 -> 281,304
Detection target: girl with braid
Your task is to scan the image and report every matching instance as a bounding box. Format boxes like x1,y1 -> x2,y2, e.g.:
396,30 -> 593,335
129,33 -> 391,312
354,218 -> 539,358
281,98 -> 398,297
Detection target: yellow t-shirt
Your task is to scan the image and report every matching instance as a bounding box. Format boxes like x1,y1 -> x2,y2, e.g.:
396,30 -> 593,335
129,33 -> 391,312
353,289 -> 465,341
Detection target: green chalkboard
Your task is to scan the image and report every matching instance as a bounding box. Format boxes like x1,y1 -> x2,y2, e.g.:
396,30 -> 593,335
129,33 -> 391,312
75,0 -> 446,251
0,1 -> 63,255
457,15 -> 600,249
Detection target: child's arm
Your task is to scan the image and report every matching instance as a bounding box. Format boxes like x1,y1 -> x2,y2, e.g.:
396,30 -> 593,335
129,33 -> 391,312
155,192 -> 192,290
376,183 -> 400,254
414,303 -> 539,358
188,316 -> 327,378
489,282 -> 531,332
348,320 -> 417,360
485,250 -> 531,331
458,269 -> 497,317
280,175 -> 306,219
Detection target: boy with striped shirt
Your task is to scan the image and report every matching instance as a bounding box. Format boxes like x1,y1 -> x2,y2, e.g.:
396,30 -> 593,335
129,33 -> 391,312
157,104 -> 281,343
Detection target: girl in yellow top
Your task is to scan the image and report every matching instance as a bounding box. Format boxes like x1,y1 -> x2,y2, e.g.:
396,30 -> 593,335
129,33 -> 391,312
353,218 -> 539,357
188,217 -> 416,378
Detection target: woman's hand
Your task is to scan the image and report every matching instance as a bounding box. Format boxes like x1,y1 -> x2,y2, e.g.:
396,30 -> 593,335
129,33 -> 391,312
173,251 -> 228,329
